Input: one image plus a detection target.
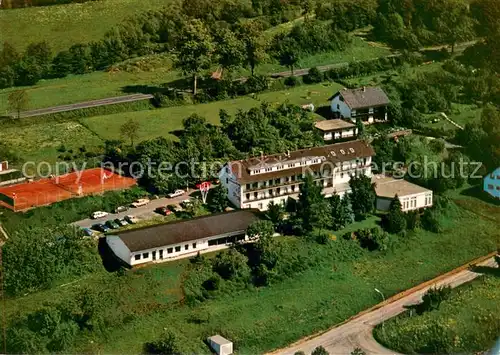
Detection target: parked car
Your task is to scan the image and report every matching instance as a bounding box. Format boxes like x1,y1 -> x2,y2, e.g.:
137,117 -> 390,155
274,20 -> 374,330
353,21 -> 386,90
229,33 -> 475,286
114,205 -> 128,213
105,220 -> 120,229
167,204 -> 177,212
168,189 -> 185,198
124,215 -> 139,224
155,206 -> 173,216
81,227 -> 94,237
115,218 -> 128,227
131,198 -> 150,208
181,199 -> 192,207
92,223 -> 110,233
91,211 -> 108,219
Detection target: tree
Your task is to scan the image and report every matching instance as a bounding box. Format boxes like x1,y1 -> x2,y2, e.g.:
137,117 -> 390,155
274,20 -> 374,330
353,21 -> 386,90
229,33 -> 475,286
247,220 -> 275,241
385,195 -> 407,234
312,346 -> 329,355
349,175 -> 376,220
277,37 -> 300,76
239,21 -> 268,76
434,0 -> 475,53
212,248 -> 251,281
330,193 -> 354,231
297,174 -> 326,231
8,89 -> 29,118
120,119 -> 140,147
210,184 -> 228,212
214,27 -> 245,72
266,201 -> 285,230
175,19 -> 215,95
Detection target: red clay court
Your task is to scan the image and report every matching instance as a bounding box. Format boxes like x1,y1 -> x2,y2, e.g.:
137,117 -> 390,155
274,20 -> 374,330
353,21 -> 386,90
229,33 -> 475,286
0,168 -> 136,211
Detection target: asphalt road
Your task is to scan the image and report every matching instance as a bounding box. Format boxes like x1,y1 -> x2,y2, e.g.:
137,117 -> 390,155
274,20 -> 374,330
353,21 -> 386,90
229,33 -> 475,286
73,192 -> 189,229
272,256 -> 498,355
17,93 -> 153,118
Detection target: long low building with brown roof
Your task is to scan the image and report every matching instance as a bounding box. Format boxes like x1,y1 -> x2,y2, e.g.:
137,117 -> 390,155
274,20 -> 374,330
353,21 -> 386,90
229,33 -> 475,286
106,210 -> 260,266
219,140 -> 375,211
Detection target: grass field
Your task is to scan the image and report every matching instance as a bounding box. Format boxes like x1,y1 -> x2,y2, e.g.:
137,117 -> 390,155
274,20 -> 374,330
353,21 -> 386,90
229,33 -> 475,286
1,82 -> 341,164
0,0 -> 172,52
3,190 -> 500,354
374,275 -> 500,353
81,82 -> 343,142
0,120 -> 103,164
422,103 -> 483,131
0,37 -> 389,112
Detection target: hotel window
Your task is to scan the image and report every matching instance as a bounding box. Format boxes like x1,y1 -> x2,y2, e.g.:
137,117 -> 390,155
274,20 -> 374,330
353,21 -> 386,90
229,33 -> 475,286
488,184 -> 494,190
254,192 -> 258,199
258,203 -> 263,209
246,193 -> 250,200
497,186 -> 500,191
175,246 -> 181,252
159,250 -> 163,259
142,252 -> 149,258
167,247 -> 173,254
192,243 -> 197,249
269,179 -> 273,186
246,184 -> 250,190
337,104 -> 340,109
134,254 -> 141,261
185,244 -> 189,250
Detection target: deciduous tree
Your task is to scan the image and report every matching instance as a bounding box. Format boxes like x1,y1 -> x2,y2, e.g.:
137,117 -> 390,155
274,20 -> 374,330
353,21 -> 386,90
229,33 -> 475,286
120,119 -> 140,147
7,89 -> 29,119
175,19 -> 215,95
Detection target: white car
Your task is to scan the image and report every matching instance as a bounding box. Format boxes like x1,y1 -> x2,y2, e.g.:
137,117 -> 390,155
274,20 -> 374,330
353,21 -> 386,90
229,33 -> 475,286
91,211 -> 108,219
131,198 -> 150,208
168,189 -> 185,198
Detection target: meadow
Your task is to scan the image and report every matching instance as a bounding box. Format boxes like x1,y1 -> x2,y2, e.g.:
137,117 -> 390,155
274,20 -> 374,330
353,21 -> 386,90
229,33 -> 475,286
81,82 -> 343,142
0,37 -> 390,112
374,275 -> 500,353
3,189 -> 500,354
0,0 -> 173,52
1,82 -> 342,165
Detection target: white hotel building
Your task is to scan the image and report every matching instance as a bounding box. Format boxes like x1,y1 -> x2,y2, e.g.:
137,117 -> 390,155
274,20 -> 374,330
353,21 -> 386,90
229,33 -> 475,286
219,140 -> 375,211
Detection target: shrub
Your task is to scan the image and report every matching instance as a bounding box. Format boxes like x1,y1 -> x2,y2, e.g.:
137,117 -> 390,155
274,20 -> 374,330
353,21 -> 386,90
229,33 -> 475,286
304,67 -> 323,84
241,75 -> 269,94
284,76 -> 300,87
144,331 -> 184,355
312,346 -> 329,355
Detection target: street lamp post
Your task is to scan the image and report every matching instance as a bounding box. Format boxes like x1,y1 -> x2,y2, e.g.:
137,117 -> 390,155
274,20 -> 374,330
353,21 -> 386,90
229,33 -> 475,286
374,288 -> 386,339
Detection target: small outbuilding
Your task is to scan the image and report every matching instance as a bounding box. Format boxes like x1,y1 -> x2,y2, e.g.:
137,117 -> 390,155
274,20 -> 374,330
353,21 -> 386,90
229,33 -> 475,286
373,175 -> 433,212
207,335 -> 233,355
314,119 -> 358,142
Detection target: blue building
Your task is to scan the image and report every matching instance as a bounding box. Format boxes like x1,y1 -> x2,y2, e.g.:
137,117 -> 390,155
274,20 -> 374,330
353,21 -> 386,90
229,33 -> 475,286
484,168 -> 500,199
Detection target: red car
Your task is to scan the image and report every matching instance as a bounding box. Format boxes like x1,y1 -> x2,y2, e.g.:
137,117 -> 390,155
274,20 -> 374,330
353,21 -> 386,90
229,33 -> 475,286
155,206 -> 172,216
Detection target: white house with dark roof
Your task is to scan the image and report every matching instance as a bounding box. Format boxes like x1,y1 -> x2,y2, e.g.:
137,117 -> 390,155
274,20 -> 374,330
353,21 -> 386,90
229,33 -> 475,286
219,140 -> 375,211
106,210 -> 260,266
330,87 -> 390,124
484,168 -> 500,199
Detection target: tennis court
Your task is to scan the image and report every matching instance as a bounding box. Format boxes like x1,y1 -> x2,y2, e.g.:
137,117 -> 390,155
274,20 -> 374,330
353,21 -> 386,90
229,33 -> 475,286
0,168 -> 136,211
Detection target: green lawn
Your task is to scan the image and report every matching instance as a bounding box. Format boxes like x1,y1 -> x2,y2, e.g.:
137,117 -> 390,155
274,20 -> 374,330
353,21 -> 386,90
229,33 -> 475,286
81,82 -> 343,142
0,120 -> 103,164
0,37 -> 390,112
374,275 -> 500,354
1,82 -> 341,164
0,55 -> 176,114
0,0 -> 172,52
3,192 -> 500,354
422,103 -> 483,131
